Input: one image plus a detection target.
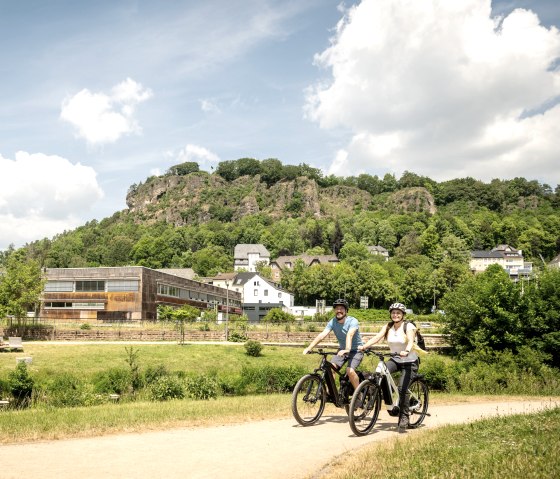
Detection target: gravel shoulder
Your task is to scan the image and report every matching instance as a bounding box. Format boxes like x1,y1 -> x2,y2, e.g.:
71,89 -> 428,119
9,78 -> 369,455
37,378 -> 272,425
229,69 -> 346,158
0,398 -> 557,479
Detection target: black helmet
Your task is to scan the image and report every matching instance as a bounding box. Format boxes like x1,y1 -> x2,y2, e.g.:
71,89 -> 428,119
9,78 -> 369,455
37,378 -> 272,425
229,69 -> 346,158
333,298 -> 349,311
389,302 -> 406,314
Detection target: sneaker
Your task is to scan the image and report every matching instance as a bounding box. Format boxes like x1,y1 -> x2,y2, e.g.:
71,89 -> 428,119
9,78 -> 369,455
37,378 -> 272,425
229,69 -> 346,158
398,415 -> 409,431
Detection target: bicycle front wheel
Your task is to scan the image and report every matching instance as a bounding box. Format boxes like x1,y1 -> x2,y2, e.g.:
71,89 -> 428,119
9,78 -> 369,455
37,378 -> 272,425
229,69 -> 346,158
291,374 -> 326,426
348,380 -> 382,436
407,377 -> 429,428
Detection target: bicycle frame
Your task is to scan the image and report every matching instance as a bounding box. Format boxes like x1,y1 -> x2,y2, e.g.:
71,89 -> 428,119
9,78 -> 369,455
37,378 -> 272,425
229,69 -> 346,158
373,355 -> 401,414
312,350 -> 349,408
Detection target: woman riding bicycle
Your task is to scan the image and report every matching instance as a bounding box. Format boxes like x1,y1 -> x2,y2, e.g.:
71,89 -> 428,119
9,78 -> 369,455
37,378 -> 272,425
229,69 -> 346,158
359,302 -> 419,431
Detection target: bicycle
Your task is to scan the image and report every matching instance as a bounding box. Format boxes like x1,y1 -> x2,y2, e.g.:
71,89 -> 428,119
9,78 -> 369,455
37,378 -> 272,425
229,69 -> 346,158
348,350 -> 429,436
291,349 -> 364,426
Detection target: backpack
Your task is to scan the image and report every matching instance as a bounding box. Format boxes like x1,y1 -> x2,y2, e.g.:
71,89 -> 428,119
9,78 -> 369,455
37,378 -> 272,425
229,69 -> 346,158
404,320 -> 426,351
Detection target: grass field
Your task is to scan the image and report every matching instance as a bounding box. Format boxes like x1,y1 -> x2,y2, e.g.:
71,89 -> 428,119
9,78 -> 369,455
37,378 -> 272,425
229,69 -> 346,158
317,407 -> 560,479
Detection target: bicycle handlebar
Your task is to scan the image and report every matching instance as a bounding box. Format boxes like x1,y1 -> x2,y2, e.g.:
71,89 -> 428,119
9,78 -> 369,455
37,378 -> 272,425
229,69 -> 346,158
362,349 -> 399,360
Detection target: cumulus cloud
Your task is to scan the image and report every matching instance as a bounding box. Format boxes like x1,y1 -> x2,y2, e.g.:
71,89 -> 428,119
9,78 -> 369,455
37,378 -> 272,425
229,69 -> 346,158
0,152 -> 104,249
305,0 -> 560,185
60,78 -> 153,145
175,144 -> 221,168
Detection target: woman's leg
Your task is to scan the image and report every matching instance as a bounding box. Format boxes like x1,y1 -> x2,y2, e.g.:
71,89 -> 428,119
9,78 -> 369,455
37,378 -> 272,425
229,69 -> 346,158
397,361 -> 419,429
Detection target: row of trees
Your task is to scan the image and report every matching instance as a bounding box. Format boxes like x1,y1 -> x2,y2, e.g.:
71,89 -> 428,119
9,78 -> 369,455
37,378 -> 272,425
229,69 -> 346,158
202,158 -> 559,212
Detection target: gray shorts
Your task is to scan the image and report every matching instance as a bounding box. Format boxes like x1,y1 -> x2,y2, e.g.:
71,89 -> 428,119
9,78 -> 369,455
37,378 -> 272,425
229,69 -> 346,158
330,350 -> 364,371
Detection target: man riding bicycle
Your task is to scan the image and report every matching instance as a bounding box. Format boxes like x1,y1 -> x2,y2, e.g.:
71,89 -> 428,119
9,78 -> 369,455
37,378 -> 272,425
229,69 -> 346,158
303,299 -> 364,390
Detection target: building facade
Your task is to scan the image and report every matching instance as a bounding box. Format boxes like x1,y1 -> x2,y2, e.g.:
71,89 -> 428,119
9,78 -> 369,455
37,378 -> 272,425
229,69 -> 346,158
269,254 -> 339,282
41,267 -> 242,322
233,244 -> 270,272
470,245 -> 532,279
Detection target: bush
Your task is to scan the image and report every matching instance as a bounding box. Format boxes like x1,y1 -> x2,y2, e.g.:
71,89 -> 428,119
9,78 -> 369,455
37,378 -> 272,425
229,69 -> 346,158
8,362 -> 34,407
184,374 -> 219,400
42,373 -> 101,408
93,368 -> 131,395
143,364 -> 168,386
80,323 -> 91,330
420,356 -> 450,391
244,340 -> 263,357
149,375 -> 185,401
229,331 -> 247,342
239,365 -> 306,394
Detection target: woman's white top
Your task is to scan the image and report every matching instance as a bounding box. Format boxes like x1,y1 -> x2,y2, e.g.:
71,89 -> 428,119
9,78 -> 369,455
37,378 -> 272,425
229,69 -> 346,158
387,323 -> 419,362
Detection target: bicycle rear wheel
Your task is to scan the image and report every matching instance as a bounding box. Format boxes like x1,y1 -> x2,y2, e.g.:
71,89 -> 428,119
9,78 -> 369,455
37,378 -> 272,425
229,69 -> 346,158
348,380 -> 382,436
291,374 -> 326,426
407,377 -> 429,428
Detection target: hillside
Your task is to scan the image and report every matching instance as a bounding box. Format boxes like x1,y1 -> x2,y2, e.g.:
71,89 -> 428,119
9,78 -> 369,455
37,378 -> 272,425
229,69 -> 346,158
125,171 -> 437,225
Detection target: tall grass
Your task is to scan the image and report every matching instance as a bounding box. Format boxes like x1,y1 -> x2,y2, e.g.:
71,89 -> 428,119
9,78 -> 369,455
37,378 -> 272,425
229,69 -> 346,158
317,407 -> 560,479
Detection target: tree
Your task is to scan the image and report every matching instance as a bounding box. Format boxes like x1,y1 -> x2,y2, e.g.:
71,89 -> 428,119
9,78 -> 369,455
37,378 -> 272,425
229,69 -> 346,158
0,250 -> 45,334
440,265 -> 527,355
158,304 -> 199,344
167,161 -> 200,176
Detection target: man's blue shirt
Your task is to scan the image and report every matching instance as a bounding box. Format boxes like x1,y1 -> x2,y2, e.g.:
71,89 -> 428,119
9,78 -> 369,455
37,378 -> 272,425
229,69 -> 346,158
323,315 -> 363,350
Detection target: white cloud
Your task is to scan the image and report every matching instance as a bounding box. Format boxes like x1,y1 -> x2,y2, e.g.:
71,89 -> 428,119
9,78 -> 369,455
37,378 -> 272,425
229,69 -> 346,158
200,99 -> 221,114
60,78 -> 153,145
306,0 -> 560,186
0,151 -> 104,249
175,144 -> 221,168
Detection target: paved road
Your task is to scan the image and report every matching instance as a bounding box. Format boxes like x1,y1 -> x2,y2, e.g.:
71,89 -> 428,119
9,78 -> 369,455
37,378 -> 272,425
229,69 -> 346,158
0,399 -> 557,479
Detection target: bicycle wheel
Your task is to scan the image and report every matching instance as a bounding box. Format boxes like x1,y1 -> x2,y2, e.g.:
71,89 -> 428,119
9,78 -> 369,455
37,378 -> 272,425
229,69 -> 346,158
291,374 -> 326,426
348,380 -> 382,436
407,377 -> 429,428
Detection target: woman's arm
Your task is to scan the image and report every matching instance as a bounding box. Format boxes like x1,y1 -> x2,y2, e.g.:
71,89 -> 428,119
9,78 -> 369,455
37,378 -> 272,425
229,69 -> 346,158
360,325 -> 387,350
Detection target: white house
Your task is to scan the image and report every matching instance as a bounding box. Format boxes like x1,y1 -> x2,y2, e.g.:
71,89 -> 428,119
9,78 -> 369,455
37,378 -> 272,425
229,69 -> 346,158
470,244 -> 532,279
203,272 -> 294,322
234,244 -> 270,272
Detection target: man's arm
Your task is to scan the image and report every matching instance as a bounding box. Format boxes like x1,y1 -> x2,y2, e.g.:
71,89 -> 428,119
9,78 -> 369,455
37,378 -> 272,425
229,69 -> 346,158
303,330 -> 329,354
337,327 -> 357,356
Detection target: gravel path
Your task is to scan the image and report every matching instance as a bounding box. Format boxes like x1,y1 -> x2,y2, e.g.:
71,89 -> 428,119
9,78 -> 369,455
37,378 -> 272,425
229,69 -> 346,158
0,399 -> 557,479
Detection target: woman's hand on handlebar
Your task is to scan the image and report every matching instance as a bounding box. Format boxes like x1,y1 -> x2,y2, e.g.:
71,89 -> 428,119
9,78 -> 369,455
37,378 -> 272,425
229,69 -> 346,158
303,347 -> 312,355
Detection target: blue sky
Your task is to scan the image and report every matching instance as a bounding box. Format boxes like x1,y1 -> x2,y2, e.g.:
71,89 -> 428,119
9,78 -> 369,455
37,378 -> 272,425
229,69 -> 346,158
1,0 -> 559,250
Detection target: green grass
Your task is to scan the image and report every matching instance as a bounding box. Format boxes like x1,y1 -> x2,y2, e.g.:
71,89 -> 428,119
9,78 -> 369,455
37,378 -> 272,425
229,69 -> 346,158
0,342 -> 320,380
0,394 -> 290,443
319,407 -> 560,479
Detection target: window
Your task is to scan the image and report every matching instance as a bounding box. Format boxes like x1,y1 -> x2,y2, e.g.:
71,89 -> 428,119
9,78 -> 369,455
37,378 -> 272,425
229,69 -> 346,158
76,280 -> 105,292
107,280 -> 139,292
254,281 -> 260,286
278,292 -> 282,298
45,281 -> 73,292
264,289 -> 268,296
254,289 -> 258,296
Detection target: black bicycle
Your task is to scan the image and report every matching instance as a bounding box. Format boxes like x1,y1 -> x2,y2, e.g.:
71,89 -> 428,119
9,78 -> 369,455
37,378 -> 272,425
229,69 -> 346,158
291,349 -> 363,426
348,350 -> 429,436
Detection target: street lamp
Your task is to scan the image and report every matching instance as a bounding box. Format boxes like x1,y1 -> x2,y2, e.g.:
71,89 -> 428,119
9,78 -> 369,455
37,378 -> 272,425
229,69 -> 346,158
225,280 -> 229,342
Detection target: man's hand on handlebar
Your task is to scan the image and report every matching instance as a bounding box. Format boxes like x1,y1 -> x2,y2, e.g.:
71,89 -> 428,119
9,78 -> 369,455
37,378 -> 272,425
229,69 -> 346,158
303,347 -> 312,355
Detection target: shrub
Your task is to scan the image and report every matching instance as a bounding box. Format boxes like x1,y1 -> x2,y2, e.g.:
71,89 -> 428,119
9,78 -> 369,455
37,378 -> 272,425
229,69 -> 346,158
42,373 -> 101,408
80,323 -> 91,330
149,375 -> 185,401
184,374 -> 219,400
143,364 -> 168,386
244,340 -> 263,357
93,368 -> 131,395
229,331 -> 247,342
420,356 -> 450,391
239,365 -> 306,394
8,362 -> 34,407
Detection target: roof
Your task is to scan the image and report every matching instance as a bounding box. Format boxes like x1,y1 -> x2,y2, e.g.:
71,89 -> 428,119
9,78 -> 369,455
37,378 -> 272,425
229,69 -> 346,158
471,251 -> 503,259
232,272 -> 289,293
271,254 -> 339,269
234,244 -> 270,259
156,268 -> 196,280
367,245 -> 389,254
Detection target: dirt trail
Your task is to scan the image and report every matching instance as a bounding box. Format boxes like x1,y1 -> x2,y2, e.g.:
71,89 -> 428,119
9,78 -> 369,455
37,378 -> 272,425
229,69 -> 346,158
0,399 -> 557,479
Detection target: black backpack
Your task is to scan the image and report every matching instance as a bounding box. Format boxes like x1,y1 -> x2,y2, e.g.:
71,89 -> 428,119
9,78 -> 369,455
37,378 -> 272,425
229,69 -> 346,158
404,321 -> 426,351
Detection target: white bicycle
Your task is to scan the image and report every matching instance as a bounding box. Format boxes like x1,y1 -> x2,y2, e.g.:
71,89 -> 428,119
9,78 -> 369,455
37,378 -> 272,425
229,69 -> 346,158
348,350 -> 429,436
